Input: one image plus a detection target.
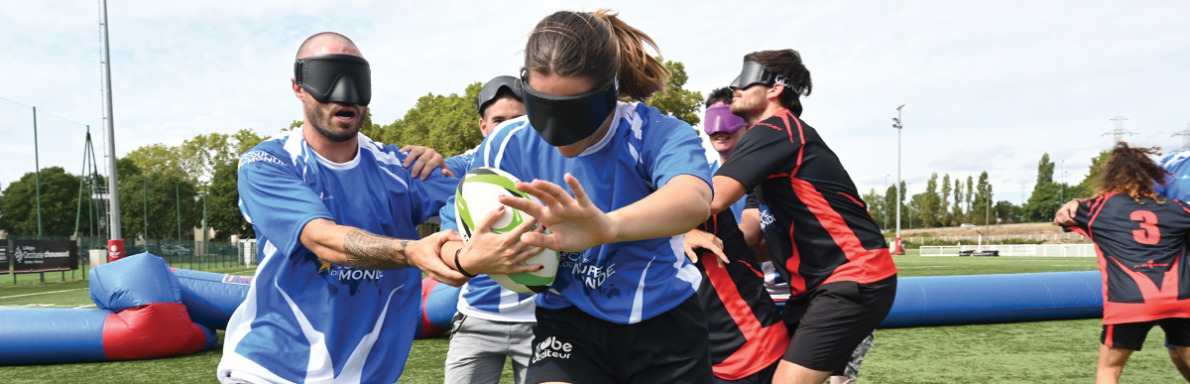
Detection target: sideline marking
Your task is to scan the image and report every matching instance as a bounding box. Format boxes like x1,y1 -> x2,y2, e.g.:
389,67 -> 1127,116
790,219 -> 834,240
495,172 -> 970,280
0,303 -> 97,309
0,288 -> 89,300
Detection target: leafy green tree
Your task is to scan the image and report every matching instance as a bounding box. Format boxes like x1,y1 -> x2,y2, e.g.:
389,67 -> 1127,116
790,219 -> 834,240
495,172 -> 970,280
1037,153 -> 1054,186
863,188 -> 888,230
973,171 -> 994,225
650,59 -> 703,126
1023,182 -> 1065,222
118,166 -> 201,240
995,200 -> 1024,224
917,173 -> 941,228
952,178 -> 964,225
1073,150 -> 1110,198
0,167 -> 90,236
207,160 -> 251,240
371,83 -> 484,157
126,130 -> 268,186
125,143 -> 191,183
882,184 -> 898,230
965,176 -> 974,223
940,174 -> 952,226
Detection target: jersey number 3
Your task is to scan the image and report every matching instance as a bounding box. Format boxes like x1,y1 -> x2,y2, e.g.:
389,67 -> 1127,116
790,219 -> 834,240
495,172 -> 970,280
1130,210 -> 1160,245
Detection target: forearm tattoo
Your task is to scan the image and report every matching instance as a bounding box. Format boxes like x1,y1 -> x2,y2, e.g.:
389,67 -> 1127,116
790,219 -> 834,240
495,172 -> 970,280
342,229 -> 412,269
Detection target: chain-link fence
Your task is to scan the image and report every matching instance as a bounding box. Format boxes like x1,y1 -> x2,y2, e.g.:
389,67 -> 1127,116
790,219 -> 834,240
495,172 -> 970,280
2,235 -> 256,285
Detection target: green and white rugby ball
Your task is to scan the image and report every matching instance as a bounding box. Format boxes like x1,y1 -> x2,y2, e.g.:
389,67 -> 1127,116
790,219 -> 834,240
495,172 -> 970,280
455,167 -> 559,294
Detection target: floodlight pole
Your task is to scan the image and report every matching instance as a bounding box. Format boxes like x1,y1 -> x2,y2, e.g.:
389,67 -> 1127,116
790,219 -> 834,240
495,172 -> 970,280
100,0 -> 122,240
33,107 -> 43,236
892,104 -> 905,255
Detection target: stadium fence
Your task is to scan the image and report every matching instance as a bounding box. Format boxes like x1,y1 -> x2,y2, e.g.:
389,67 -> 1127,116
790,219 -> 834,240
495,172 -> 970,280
919,243 -> 1095,257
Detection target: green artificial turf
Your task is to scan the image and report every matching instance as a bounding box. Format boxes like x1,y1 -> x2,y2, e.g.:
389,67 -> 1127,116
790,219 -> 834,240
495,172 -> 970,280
2,255 -> 1184,383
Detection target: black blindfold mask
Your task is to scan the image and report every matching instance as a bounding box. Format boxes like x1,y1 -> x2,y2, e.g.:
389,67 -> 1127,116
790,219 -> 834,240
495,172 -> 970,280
520,71 -> 617,147
295,54 -> 372,106
730,60 -> 788,90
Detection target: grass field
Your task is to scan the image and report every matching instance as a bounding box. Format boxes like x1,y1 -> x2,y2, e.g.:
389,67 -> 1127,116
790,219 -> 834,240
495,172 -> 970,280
1,254 -> 1185,383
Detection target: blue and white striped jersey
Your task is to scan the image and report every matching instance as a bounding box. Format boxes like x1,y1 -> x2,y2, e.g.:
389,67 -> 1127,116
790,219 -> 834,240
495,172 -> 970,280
219,129 -> 456,384
443,138 -> 537,323
440,102 -> 711,324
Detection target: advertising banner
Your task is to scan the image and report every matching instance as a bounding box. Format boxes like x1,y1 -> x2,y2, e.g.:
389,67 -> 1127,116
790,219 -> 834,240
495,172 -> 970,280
0,245 -> 8,275
11,240 -> 78,273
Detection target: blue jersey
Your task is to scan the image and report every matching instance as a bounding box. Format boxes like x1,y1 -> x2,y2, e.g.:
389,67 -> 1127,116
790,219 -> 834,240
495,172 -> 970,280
442,129 -> 537,323
1156,151 -> 1190,200
445,147 -> 477,179
440,102 -> 711,324
219,129 -> 456,384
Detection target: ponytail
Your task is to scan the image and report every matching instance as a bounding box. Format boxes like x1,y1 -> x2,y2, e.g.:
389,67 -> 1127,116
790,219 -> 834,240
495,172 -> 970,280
591,10 -> 669,101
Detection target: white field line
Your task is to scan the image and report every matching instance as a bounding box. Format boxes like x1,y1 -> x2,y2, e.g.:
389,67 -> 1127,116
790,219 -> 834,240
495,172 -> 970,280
0,288 -> 89,300
0,304 -> 97,309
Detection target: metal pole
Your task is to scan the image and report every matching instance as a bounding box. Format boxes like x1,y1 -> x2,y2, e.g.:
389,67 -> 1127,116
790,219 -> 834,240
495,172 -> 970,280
75,128 -> 91,237
33,107 -> 43,236
100,0 -> 122,241
893,104 -> 905,255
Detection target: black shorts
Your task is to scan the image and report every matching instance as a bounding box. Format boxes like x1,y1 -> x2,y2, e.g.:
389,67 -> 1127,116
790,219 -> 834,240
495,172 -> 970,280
781,275 -> 897,372
526,295 -> 713,384
1102,318 -> 1190,351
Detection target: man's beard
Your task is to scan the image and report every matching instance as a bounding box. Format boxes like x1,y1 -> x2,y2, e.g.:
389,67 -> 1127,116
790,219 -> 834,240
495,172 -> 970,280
730,99 -> 762,125
306,102 -> 361,143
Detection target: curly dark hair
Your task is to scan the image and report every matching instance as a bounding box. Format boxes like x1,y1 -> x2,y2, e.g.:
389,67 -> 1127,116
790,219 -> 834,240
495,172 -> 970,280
1095,141 -> 1170,203
705,87 -> 734,108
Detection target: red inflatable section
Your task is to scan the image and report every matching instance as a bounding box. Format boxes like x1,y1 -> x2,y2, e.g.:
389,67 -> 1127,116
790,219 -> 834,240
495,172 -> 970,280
101,302 -> 211,360
420,278 -> 449,339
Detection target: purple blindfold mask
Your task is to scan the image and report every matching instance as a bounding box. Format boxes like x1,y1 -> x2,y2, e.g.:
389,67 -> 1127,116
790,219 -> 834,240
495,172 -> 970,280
703,104 -> 747,136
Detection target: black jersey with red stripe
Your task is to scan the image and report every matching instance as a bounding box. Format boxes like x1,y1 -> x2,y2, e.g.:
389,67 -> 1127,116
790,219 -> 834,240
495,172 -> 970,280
1066,193 -> 1190,324
693,210 -> 789,380
716,109 -> 897,296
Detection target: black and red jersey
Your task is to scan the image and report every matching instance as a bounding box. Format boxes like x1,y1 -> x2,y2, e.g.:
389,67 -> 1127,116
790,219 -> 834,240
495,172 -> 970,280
1066,193 -> 1190,324
694,210 -> 788,380
716,109 -> 897,295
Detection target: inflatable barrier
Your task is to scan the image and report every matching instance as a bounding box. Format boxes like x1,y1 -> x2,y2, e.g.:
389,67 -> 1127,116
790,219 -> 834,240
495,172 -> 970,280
0,254 -> 216,364
5,255 -> 1100,364
880,271 -> 1103,328
171,268 -> 252,330
418,277 -> 462,339
0,253 -> 466,365
168,268 -> 459,338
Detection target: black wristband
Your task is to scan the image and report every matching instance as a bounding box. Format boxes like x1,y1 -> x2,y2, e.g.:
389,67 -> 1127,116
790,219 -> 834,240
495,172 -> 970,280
454,248 -> 476,278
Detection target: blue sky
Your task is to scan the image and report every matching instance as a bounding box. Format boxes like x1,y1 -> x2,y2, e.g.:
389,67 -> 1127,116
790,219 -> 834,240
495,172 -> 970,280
2,1 -> 1188,205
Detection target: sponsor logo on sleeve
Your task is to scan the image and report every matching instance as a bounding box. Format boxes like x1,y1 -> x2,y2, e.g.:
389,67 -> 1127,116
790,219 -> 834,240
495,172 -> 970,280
239,151 -> 285,168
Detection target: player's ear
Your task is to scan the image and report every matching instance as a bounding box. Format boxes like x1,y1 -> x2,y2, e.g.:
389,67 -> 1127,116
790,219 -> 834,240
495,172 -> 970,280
292,78 -> 304,100
766,83 -> 785,101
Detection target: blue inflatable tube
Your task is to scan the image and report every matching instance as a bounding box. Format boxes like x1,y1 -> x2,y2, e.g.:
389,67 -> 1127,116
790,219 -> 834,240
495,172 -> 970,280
0,308 -> 111,364
0,254 -> 216,365
172,268 -> 251,330
880,271 -> 1103,328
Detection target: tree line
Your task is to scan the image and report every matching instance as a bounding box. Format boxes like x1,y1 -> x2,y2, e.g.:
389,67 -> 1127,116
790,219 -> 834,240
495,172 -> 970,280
861,151 -> 1110,231
0,57 -> 1116,240
0,60 -> 703,242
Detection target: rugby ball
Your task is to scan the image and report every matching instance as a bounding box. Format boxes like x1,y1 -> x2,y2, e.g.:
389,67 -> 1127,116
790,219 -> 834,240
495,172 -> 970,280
455,167 -> 559,294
